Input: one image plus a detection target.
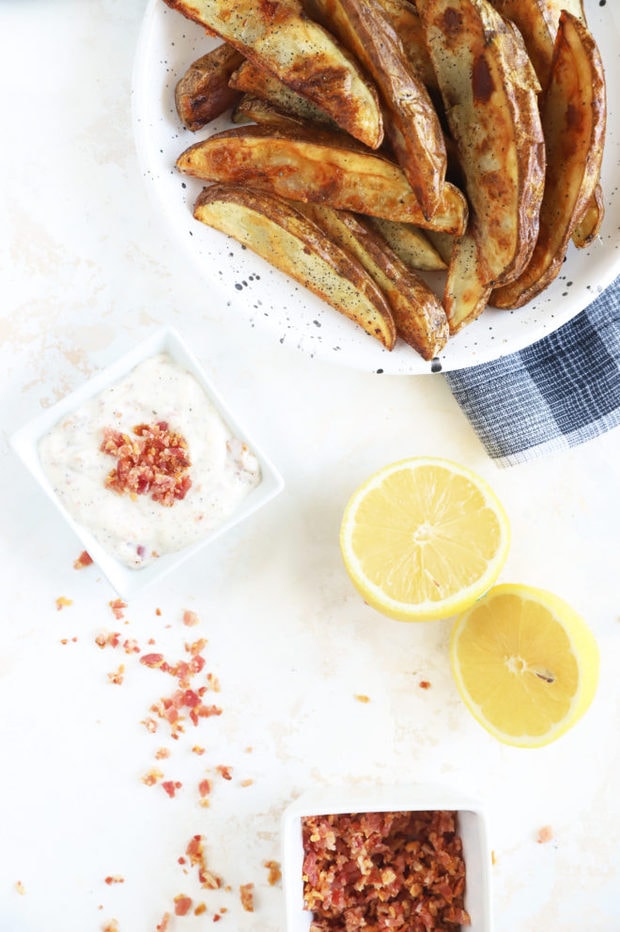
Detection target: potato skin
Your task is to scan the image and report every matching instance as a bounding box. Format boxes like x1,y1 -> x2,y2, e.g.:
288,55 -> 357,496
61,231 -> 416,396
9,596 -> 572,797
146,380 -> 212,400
175,44 -> 244,131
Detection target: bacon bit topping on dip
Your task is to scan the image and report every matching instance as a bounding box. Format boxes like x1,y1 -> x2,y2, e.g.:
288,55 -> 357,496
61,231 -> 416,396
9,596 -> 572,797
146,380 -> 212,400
302,810 -> 471,930
240,883 -> 255,912
264,860 -> 282,886
73,550 -> 93,569
55,596 -> 73,611
173,894 -> 193,916
101,421 -> 192,506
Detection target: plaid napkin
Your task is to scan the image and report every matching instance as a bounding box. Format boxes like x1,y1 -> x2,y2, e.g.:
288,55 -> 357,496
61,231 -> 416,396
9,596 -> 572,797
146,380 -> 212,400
444,277 -> 620,467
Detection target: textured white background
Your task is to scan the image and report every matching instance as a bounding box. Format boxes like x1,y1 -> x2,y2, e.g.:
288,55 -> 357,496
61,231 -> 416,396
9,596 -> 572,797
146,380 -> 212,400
0,2 -> 619,931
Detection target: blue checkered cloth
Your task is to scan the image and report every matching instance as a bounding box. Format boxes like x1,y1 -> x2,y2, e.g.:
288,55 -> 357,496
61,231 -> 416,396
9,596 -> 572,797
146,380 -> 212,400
445,277 -> 620,467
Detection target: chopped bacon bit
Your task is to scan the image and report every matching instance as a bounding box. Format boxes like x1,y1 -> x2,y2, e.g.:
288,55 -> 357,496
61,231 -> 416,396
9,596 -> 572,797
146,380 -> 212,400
96,631 -> 121,649
141,717 -> 158,734
104,876 -> 125,885
185,835 -> 223,890
155,747 -> 171,760
107,664 -> 125,685
213,915 -> 221,923
108,598 -> 127,620
102,922 -> 119,932
186,637 -> 208,656
15,880 -> 26,895
173,894 -> 193,916
194,902 -> 207,916
155,608 -> 162,616
155,914 -> 170,932
240,883 -> 254,913
302,811 -> 471,929
265,860 -> 281,886
419,680 -> 432,689
60,638 -> 69,645
354,694 -> 370,703
192,745 -> 206,756
216,765 -> 232,781
123,638 -> 140,654
537,825 -> 554,844
140,652 -> 166,669
183,610 -> 200,627
141,769 -> 164,786
56,596 -> 73,611
101,421 -> 192,507
74,550 -> 93,569
205,672 -> 220,691
162,780 -> 182,798
198,779 -> 212,798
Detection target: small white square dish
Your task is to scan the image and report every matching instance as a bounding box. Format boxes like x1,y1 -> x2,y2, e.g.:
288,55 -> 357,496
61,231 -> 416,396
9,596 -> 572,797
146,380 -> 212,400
10,327 -> 284,599
281,784 -> 492,931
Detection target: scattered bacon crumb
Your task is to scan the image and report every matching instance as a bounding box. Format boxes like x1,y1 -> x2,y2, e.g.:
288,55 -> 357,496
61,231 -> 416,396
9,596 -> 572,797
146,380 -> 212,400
141,768 -> 163,786
56,596 -> 73,611
102,921 -> 119,932
240,883 -> 254,913
419,680 -> 432,689
155,747 -> 171,760
101,421 -> 192,506
186,835 -> 222,890
104,876 -> 125,885
162,780 -> 182,798
192,745 -> 206,756
198,779 -> 212,798
73,550 -> 93,569
302,811 -> 471,930
213,915 -> 221,923
15,880 -> 25,895
354,694 -> 370,703
155,914 -> 170,932
183,610 -> 200,627
537,825 -> 554,844
142,717 -> 158,734
174,894 -> 193,916
96,632 -> 121,649
141,653 -> 166,669
155,608 -> 162,616
109,599 -> 127,620
107,664 -> 125,685
194,902 -> 207,916
265,860 -> 282,886
123,638 -> 140,654
216,765 -> 232,781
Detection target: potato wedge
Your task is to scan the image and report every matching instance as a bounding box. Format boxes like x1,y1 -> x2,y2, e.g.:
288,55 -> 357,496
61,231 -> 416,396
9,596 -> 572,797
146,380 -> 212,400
302,204 -> 449,359
176,125 -> 468,233
193,183 -> 396,349
228,60 -> 337,129
162,0 -> 383,148
491,12 -> 606,308
231,95 -> 310,130
366,218 -> 447,272
444,232 -> 492,334
416,0 -> 545,289
373,0 -> 438,90
174,45 -> 244,131
305,0 -> 447,219
572,183 -> 604,248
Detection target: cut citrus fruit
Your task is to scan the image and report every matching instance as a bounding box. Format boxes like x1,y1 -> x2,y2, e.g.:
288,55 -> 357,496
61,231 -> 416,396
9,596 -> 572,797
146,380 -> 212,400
450,584 -> 599,747
339,457 -> 510,622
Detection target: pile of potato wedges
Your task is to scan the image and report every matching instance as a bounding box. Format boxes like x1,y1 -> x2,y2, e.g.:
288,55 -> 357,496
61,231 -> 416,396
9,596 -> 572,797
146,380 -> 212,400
163,0 -> 607,362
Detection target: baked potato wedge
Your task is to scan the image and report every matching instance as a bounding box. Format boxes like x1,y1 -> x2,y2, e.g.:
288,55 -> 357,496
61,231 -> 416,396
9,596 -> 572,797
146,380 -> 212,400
305,0 -> 447,219
162,0 -> 383,148
192,184 -> 396,349
365,218 -> 447,272
176,125 -> 468,233
443,232 -> 492,334
228,60 -> 337,129
302,204 -> 449,358
231,95 -> 310,130
491,12 -> 606,308
373,0 -> 438,90
416,0 -> 545,287
174,44 -> 244,131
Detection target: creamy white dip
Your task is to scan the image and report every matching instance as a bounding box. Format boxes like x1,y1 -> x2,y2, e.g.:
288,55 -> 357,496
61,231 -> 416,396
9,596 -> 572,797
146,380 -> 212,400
39,353 -> 261,568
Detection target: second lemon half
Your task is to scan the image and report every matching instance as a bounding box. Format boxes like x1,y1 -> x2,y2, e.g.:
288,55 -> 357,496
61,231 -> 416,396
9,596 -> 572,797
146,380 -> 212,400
340,457 -> 510,622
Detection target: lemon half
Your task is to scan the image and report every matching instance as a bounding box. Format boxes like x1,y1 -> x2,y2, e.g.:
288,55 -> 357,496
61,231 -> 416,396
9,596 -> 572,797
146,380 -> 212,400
339,457 -> 510,622
450,584 -> 600,747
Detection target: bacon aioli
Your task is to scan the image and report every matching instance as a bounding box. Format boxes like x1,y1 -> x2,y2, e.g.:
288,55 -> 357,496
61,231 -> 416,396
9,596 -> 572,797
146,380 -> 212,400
39,353 -> 261,568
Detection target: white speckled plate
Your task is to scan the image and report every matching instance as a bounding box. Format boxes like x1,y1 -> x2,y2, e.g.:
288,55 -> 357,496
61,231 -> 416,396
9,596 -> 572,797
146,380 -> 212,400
131,0 -> 620,375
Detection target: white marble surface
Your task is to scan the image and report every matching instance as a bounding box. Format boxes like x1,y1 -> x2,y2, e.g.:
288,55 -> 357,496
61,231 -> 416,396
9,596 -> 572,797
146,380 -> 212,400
1,3 -> 619,931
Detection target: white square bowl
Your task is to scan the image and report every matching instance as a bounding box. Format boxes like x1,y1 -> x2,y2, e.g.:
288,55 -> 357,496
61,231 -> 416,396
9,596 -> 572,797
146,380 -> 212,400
281,784 -> 492,931
10,327 -> 284,599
